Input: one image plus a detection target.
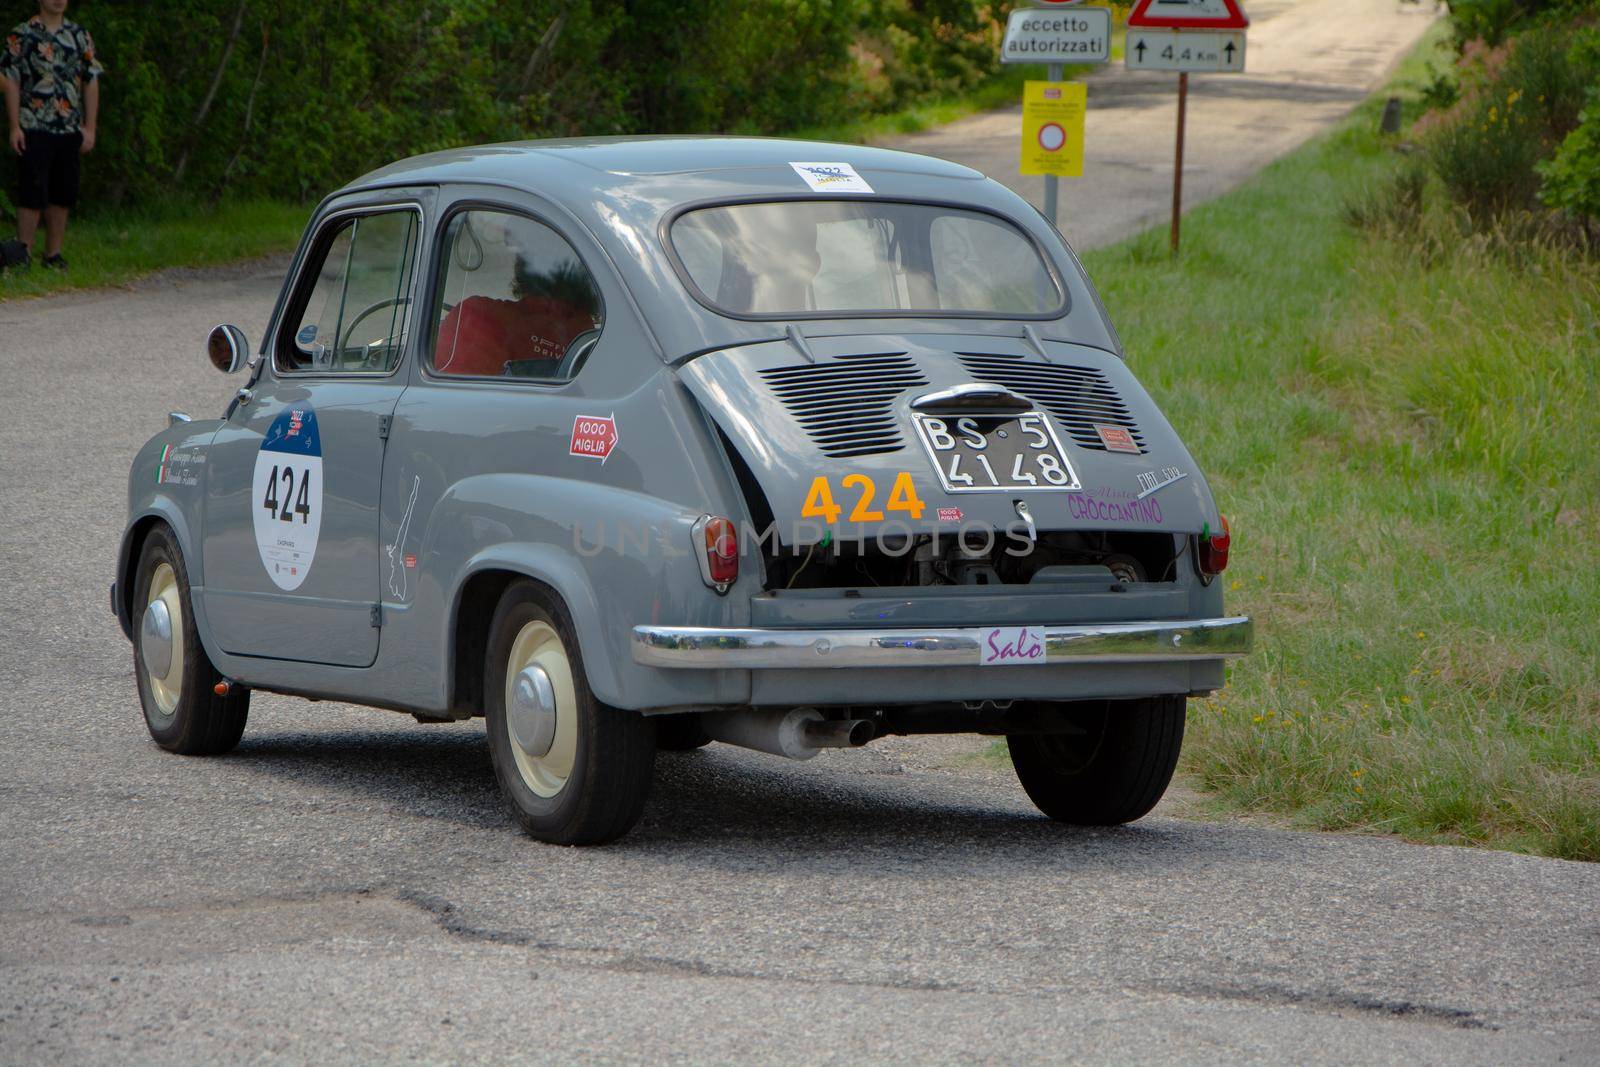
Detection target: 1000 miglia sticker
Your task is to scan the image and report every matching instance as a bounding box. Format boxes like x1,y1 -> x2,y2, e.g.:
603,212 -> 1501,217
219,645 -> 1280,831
251,407 -> 324,591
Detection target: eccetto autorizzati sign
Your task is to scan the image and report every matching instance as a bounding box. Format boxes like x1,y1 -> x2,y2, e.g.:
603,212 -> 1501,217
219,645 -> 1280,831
1001,6 -> 1112,66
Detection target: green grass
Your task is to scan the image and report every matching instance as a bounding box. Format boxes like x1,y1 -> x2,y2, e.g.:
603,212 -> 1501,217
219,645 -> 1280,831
0,197 -> 309,300
1069,22 -> 1600,860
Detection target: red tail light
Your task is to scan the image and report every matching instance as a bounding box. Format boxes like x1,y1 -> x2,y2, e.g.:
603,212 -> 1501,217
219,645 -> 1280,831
694,516 -> 738,591
1199,515 -> 1231,578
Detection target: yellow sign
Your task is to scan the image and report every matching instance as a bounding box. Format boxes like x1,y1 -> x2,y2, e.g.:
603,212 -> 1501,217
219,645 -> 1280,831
1020,81 -> 1086,178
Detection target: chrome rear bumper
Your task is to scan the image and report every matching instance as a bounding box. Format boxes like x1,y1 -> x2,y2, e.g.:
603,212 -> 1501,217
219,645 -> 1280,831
631,616 -> 1252,670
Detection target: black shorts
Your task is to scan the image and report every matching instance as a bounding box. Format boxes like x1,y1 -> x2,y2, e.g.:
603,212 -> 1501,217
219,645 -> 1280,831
16,130 -> 83,210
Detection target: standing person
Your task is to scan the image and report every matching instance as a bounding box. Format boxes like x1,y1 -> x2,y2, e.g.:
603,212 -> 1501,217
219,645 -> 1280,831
1,0 -> 101,271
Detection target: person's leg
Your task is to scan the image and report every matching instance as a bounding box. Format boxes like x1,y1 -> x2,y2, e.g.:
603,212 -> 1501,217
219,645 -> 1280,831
43,206 -> 68,258
42,132 -> 80,264
16,208 -> 40,250
14,131 -> 51,256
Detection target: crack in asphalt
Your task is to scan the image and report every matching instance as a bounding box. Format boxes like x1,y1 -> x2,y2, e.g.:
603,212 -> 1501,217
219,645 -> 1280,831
394,891 -> 1499,1027
394,890 -> 544,947
395,890 -> 973,994
1164,981 -> 1493,1031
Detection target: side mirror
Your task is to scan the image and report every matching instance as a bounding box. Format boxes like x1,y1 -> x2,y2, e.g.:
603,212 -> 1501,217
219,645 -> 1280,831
207,324 -> 251,374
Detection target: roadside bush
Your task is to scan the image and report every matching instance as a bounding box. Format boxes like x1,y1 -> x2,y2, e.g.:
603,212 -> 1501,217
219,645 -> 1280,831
1420,22 -> 1600,219
1539,96 -> 1600,217
0,0 -> 1021,214
1447,0 -> 1599,44
1537,30 -> 1600,218
1421,64 -> 1462,112
17,0 -> 633,207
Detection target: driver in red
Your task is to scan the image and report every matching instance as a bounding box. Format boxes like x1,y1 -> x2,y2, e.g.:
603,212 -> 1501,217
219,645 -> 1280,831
435,292 -> 592,376
434,215 -> 600,377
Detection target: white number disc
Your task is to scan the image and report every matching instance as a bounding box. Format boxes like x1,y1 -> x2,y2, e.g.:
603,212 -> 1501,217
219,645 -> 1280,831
251,407 -> 324,591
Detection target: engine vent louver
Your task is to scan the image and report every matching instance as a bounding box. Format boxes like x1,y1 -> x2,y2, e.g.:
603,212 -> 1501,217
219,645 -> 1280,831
955,353 -> 1146,453
760,352 -> 928,459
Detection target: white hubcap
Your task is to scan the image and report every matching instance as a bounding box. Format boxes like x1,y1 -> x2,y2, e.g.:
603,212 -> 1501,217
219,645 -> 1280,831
504,621 -> 577,797
143,563 -> 185,716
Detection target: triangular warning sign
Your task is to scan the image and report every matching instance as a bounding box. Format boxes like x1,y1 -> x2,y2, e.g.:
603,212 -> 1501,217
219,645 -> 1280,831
1127,0 -> 1249,30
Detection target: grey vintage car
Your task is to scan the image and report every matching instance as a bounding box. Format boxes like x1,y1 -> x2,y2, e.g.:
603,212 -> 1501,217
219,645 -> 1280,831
114,137 -> 1250,844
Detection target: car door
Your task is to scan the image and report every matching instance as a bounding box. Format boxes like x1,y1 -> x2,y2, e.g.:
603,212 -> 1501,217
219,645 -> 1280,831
201,200 -> 425,666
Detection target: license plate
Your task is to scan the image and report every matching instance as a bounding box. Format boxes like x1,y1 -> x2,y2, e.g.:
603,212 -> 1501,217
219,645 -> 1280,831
911,411 -> 1080,493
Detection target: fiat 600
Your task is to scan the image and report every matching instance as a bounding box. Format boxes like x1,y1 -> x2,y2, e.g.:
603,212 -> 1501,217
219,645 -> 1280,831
113,138 -> 1251,844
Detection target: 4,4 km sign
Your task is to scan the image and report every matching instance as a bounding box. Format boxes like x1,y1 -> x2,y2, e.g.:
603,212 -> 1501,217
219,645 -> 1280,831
1127,30 -> 1245,73
1126,0 -> 1247,72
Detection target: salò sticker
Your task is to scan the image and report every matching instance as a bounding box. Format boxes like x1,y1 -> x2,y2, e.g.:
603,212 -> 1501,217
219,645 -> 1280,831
252,407 -> 324,591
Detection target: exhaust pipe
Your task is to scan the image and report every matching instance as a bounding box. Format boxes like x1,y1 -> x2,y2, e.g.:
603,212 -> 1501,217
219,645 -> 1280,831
802,717 -> 875,749
700,708 -> 875,761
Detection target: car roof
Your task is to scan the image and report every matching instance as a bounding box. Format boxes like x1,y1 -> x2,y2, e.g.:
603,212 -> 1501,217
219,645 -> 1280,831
345,136 -> 986,195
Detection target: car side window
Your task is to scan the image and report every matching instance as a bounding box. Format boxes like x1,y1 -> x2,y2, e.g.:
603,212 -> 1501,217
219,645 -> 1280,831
431,209 -> 604,382
278,209 -> 419,374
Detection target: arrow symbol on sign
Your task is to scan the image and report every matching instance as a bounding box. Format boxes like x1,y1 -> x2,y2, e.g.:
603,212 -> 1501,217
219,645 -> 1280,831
1135,39 -> 1148,61
1224,40 -> 1237,62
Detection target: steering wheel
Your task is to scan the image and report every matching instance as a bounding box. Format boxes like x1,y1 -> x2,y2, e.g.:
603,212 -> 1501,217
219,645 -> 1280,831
337,297 -> 412,367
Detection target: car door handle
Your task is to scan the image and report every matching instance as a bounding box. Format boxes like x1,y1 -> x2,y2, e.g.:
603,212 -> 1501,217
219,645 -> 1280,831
235,387 -> 255,405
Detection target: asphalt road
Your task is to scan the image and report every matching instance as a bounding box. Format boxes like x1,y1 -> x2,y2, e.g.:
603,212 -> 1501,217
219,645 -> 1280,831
4,2 -> 1599,1062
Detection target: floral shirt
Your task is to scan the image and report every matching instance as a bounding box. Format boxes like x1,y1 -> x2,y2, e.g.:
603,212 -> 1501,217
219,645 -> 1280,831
1,17 -> 102,134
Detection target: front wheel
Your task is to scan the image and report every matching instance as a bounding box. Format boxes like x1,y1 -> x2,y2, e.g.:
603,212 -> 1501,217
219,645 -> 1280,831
133,526 -> 249,755
1008,696 -> 1185,825
484,582 -> 655,844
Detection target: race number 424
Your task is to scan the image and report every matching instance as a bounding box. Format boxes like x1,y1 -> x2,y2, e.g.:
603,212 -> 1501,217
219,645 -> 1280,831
260,462 -> 313,523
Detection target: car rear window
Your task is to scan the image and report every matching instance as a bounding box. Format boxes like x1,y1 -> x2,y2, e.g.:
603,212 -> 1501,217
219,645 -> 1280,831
669,200 -> 1064,319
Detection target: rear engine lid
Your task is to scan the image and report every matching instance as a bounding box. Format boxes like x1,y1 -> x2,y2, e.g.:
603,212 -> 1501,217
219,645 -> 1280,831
679,333 -> 1222,543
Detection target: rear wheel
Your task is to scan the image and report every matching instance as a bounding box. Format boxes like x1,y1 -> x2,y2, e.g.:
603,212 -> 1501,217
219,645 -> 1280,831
1008,696 -> 1185,825
133,526 -> 249,755
484,582 -> 655,844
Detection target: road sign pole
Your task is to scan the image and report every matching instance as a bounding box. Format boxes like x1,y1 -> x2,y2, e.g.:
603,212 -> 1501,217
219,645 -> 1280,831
1043,62 -> 1063,226
1170,71 -> 1188,254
